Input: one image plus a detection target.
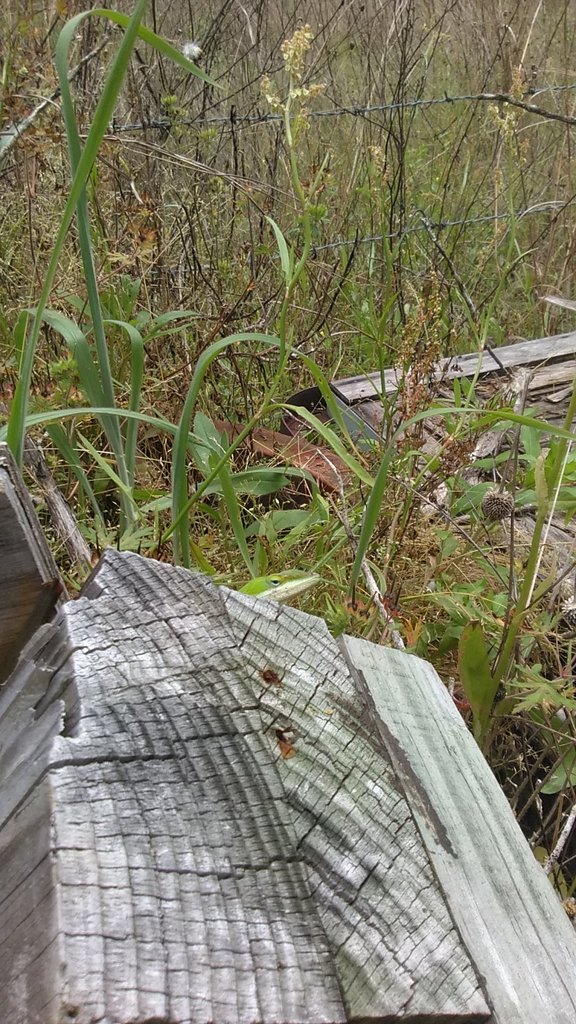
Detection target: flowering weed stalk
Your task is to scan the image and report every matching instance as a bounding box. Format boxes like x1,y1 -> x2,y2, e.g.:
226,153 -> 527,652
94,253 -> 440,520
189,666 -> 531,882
262,25 -> 328,362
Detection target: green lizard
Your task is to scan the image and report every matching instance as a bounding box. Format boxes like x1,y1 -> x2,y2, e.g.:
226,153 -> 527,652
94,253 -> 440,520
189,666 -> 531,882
238,570 -> 320,603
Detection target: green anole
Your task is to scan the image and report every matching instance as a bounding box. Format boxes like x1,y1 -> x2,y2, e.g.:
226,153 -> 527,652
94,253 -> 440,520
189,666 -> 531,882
238,571 -> 320,603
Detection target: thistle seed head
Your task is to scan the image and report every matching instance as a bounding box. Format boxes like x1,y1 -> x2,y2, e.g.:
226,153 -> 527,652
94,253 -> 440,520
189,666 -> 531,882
481,488 -> 514,521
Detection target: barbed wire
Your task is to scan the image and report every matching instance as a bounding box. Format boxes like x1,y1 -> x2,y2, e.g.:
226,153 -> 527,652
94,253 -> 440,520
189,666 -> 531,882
311,200 -> 575,255
106,81 -> 576,134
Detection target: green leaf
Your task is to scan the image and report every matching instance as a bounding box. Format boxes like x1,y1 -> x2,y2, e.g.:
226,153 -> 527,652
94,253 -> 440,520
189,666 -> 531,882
540,749 -> 576,795
144,309 -> 202,340
5,0 -> 214,481
266,216 -> 293,284
7,0 -> 150,497
244,507 -> 313,541
76,431 -> 139,512
520,424 -> 542,462
0,406 -> 177,443
214,469 -> 288,498
32,307 -> 106,409
47,422 -> 106,527
13,311 -> 30,361
170,332 -> 282,566
216,457 -> 254,577
282,404 -> 373,485
102,319 -> 145,487
94,10 -> 217,85
458,621 -> 499,743
191,410 -> 227,474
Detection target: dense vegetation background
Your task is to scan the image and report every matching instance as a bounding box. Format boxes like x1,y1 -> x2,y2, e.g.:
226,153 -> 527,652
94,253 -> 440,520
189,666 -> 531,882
2,0 -> 576,902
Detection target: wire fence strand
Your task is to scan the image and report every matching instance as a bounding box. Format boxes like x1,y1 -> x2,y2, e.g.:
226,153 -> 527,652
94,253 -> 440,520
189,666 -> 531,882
311,201 -> 576,254
106,81 -> 576,134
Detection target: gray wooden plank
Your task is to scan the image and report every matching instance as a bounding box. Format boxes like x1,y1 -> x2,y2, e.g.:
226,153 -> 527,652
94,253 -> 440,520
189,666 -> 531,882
0,443 -> 65,687
4,550 -> 575,1022
332,331 -> 576,403
341,637 -> 576,1024
223,585 -> 490,1022
0,550 -> 490,1024
0,556 -> 345,1024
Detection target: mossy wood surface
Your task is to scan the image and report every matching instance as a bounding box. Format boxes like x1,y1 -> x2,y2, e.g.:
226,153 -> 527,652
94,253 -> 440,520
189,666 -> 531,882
1,550 -> 575,1022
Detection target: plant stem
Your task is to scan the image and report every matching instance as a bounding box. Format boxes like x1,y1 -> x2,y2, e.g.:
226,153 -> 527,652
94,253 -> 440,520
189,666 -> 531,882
492,377 -> 576,687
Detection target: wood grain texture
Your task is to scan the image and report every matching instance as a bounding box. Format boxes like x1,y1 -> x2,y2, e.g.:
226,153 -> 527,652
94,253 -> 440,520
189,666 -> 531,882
222,586 -> 488,1022
341,638 -> 576,1024
1,558 -> 343,1023
0,443 -> 65,687
1,550 -> 574,1022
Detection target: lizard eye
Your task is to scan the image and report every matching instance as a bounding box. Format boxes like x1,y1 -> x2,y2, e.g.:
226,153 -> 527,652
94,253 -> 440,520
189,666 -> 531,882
268,576 -> 282,587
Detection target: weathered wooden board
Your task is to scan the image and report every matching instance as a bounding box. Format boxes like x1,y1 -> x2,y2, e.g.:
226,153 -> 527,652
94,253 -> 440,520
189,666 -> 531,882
343,638 -> 576,1024
1,550 -> 575,1023
332,330 -> 576,404
0,443 -> 65,686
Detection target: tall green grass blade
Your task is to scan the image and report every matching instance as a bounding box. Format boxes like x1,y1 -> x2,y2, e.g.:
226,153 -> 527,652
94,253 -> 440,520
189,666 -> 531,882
297,352 -> 355,442
7,1 -> 148,466
1,407 -> 177,441
281,404 -> 373,485
6,6 -> 216,479
33,307 -> 106,409
171,332 -> 281,566
216,458 -> 254,577
103,319 -> 145,486
347,440 -> 395,594
12,311 -> 29,362
95,11 -> 217,84
266,216 -> 293,284
76,430 -> 140,510
143,310 -> 202,340
55,6 -> 152,523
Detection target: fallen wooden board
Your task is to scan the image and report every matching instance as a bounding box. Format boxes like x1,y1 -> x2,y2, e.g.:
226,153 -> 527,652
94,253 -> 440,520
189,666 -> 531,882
332,330 -> 576,404
344,636 -> 576,1024
0,443 -> 65,687
1,549 -> 576,1022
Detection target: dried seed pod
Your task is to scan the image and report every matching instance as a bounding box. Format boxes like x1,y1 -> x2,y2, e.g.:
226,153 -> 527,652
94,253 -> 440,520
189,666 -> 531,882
481,488 -> 514,521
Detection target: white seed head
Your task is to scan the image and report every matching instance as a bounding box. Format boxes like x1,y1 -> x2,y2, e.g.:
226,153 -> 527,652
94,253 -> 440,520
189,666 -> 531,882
561,600 -> 576,630
182,41 -> 202,61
